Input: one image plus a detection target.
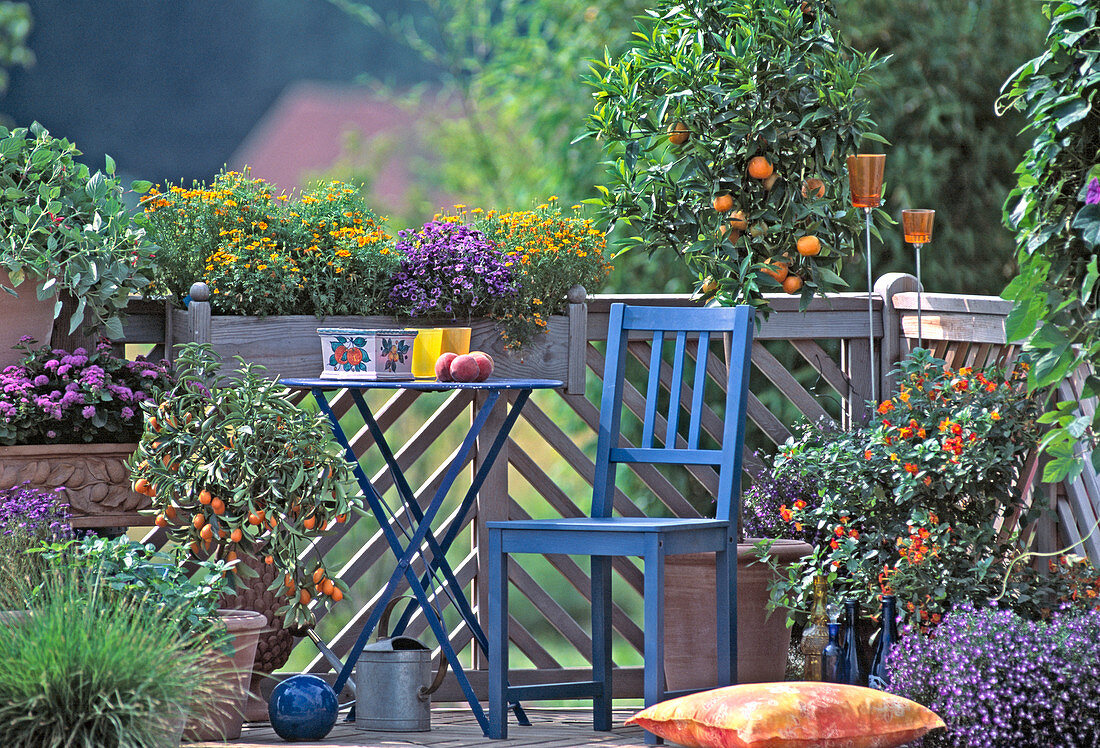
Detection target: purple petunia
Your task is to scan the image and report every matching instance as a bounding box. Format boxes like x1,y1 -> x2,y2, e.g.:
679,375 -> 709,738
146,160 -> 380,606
388,220 -> 519,318
0,482 -> 71,541
1087,177 -> 1100,206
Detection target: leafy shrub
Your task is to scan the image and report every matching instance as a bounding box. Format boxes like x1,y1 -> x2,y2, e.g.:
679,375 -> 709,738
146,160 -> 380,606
128,343 -> 361,627
888,603 -> 1100,747
1000,0 -> 1100,482
0,565 -> 226,748
582,0 -> 885,312
0,339 -> 171,445
767,352 -> 1043,627
0,123 -> 156,338
138,171 -> 396,316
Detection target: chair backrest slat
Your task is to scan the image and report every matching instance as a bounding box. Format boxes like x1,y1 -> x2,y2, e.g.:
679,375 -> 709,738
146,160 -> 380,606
687,332 -> 709,449
590,303 -> 754,523
664,330 -> 688,448
640,331 -> 664,449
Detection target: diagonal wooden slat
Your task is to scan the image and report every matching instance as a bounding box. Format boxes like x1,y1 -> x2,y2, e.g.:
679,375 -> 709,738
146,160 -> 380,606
508,559 -> 594,660
505,613 -> 562,670
751,341 -> 833,426
789,339 -> 850,398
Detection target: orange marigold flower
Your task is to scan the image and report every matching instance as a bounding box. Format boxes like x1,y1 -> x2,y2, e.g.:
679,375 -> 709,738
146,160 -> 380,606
849,529 -> 860,539
904,463 -> 919,475
899,427 -> 913,439
864,450 -> 873,460
938,418 -> 952,433
835,526 -> 846,537
991,410 -> 1001,420
923,475 -> 932,486
918,428 -> 927,438
877,400 -> 894,414
951,422 -> 963,435
793,500 -> 806,510
830,539 -> 840,550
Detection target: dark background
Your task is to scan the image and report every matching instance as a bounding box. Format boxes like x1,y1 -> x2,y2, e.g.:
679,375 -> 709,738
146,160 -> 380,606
2,0 -> 432,183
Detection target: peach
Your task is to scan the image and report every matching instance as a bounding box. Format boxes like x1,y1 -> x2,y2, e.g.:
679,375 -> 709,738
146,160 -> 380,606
449,354 -> 481,383
435,352 -> 458,381
470,351 -> 494,382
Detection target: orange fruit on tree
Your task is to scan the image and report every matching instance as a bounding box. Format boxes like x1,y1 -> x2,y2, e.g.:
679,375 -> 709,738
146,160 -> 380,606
312,567 -> 325,585
701,276 -> 719,294
133,478 -> 150,496
199,524 -> 213,542
797,235 -> 821,256
783,274 -> 804,294
149,416 -> 159,432
303,515 -> 317,530
154,514 -> 168,528
193,513 -> 206,530
712,194 -> 734,213
761,260 -> 789,283
300,589 -> 312,605
248,512 -> 261,526
763,173 -> 778,191
747,156 -> 774,180
321,579 -> 335,597
264,554 -> 274,565
331,587 -> 344,602
230,528 -> 243,543
801,178 -> 826,199
198,489 -> 212,505
668,121 -> 689,145
165,505 -> 177,521
336,514 -> 347,524
728,210 -> 748,231
211,497 -> 225,515
285,573 -> 295,590
226,550 -> 238,562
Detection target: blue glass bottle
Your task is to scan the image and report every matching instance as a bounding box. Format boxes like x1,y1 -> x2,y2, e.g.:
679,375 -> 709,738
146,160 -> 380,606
821,621 -> 842,683
837,599 -> 868,686
868,595 -> 900,690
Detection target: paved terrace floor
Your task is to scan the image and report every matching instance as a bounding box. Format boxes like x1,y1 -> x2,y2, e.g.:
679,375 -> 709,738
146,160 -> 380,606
191,708 -> 652,747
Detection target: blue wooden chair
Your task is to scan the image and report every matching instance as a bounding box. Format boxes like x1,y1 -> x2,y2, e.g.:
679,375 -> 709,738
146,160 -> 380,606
487,302 -> 754,742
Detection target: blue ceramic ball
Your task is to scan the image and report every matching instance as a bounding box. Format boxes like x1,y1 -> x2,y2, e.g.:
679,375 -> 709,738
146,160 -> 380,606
268,674 -> 338,742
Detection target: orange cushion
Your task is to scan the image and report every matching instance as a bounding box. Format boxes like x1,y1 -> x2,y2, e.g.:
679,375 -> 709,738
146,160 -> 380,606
625,681 -> 945,748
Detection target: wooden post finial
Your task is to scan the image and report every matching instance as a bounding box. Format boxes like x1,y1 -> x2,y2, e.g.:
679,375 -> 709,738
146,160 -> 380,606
566,285 -> 587,304
189,282 -> 211,302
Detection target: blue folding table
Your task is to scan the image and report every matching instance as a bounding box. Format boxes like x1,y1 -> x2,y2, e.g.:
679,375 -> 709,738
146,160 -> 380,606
279,377 -> 562,736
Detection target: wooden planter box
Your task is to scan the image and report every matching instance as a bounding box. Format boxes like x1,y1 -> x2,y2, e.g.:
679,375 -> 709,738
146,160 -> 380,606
0,442 -> 150,529
167,287 -> 589,393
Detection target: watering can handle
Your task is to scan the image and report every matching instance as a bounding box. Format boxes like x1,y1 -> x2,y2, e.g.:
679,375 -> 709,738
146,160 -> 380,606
377,595 -> 450,701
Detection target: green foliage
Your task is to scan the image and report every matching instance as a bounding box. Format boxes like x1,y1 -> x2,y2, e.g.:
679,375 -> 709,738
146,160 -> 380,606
582,0 -> 887,312
0,2 -> 32,98
0,565 -> 226,748
127,343 -> 362,627
838,0 -> 1047,294
0,123 -> 156,339
137,170 -> 397,316
37,537 -> 233,638
442,202 -> 611,348
766,351 -> 1044,628
999,0 -> 1100,482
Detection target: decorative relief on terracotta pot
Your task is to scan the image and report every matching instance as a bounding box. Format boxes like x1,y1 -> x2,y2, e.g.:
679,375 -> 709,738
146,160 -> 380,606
0,443 -> 149,520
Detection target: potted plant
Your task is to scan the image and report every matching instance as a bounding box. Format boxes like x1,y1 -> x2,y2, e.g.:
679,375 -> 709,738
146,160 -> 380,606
581,0 -> 885,311
137,171 -> 606,388
0,339 -> 172,530
127,343 -> 361,697
662,462 -> 815,687
766,352 -> 1044,636
0,122 -> 156,363
0,556 -> 230,748
39,536 -> 264,742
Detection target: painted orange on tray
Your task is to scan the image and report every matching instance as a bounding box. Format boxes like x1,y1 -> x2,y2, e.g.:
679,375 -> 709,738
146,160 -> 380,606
626,682 -> 945,748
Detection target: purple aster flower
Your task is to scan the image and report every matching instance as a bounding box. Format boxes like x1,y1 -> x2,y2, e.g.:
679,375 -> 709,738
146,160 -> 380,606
81,405 -> 96,419
32,374 -> 49,387
1087,177 -> 1100,206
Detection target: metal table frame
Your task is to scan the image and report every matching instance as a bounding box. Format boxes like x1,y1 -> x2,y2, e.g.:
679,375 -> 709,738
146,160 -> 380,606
279,377 -> 562,736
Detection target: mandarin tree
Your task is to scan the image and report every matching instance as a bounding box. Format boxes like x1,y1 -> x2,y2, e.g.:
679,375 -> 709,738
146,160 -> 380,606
582,0 -> 886,312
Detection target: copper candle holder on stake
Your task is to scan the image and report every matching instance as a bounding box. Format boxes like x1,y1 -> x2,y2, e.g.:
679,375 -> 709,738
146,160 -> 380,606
847,153 -> 885,405
901,209 -> 935,349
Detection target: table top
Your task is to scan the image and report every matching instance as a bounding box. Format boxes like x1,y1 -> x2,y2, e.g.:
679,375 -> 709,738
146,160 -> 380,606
279,377 -> 563,391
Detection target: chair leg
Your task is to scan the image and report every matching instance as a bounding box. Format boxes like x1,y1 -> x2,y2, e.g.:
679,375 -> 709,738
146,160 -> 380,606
488,529 -> 508,739
591,555 -> 612,731
642,540 -> 666,745
715,535 -> 737,687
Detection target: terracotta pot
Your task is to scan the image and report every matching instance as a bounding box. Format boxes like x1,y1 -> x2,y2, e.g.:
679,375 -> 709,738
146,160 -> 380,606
663,539 -> 812,689
184,608 -> 267,742
0,283 -> 55,370
0,442 -> 150,529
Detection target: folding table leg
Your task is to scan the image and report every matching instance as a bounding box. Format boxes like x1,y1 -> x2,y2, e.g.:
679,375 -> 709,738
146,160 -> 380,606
591,554 -> 613,731
488,528 -> 509,739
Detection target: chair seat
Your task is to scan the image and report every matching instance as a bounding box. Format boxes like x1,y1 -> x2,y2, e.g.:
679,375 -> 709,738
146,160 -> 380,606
486,517 -> 727,532
487,517 -> 730,557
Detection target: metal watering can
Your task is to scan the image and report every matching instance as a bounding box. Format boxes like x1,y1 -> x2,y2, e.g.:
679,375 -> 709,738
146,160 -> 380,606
354,596 -> 448,732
